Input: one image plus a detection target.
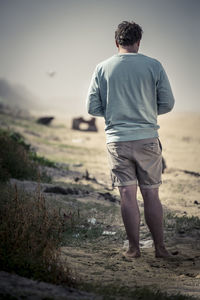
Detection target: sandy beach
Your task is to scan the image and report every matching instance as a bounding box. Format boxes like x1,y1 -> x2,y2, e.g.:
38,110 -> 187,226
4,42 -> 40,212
1,110 -> 200,299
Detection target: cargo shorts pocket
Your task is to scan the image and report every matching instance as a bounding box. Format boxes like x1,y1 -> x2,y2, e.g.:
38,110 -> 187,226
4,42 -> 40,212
143,138 -> 162,155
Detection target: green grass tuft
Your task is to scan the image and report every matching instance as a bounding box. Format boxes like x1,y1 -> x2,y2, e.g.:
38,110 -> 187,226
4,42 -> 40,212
29,152 -> 57,168
0,129 -> 52,182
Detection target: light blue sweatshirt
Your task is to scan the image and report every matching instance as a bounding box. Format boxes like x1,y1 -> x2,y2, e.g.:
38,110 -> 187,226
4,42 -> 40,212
86,53 -> 175,143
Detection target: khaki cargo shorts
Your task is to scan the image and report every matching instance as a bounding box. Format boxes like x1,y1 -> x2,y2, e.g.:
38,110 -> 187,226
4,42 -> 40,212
107,138 -> 162,189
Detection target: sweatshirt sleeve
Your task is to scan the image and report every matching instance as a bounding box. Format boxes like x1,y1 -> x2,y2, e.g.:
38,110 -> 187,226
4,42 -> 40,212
86,67 -> 104,117
156,64 -> 175,115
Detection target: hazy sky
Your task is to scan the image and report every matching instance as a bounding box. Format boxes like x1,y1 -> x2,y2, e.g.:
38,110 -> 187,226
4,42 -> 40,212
0,0 -> 199,114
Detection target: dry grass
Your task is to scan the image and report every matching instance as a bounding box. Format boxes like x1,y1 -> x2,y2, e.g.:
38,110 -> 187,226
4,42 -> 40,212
0,183 -> 75,286
0,129 -> 51,182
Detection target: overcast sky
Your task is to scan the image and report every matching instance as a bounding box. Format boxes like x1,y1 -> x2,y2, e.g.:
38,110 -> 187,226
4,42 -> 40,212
0,0 -> 199,114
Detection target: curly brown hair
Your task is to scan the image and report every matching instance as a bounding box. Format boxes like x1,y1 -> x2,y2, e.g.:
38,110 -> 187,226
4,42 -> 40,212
115,21 -> 143,46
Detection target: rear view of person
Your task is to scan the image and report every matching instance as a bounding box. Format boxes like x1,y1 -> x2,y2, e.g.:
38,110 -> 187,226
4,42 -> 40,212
86,21 -> 175,258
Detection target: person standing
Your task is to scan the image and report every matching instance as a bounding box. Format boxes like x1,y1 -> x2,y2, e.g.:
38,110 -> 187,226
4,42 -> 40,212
86,21 -> 175,258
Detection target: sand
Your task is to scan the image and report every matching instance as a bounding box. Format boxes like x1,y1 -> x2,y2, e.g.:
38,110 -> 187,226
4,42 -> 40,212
1,110 -> 200,299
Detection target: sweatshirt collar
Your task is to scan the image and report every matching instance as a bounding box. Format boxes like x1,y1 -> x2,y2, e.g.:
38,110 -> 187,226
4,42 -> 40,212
116,53 -> 139,56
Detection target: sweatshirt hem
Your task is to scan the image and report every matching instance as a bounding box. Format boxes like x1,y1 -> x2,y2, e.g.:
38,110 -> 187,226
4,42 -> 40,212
106,129 -> 158,144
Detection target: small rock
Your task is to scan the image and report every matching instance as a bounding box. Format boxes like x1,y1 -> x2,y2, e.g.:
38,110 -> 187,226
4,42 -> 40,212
73,163 -> 83,167
72,138 -> 83,143
186,257 -> 195,261
88,218 -> 96,225
123,240 -> 129,249
171,250 -> 179,256
178,229 -> 185,234
140,239 -> 153,249
150,264 -> 160,268
73,233 -> 80,238
185,273 -> 196,278
102,231 -> 116,236
194,200 -> 199,205
98,192 -> 117,203
37,116 -> 54,125
44,186 -> 69,195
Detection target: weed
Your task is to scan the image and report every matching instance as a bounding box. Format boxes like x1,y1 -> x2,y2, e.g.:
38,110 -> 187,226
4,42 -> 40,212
164,211 -> 200,234
174,215 -> 200,233
0,183 -> 75,286
60,206 -> 104,246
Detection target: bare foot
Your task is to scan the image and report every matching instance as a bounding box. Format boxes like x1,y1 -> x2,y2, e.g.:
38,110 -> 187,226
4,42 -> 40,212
123,248 -> 141,258
155,245 -> 170,258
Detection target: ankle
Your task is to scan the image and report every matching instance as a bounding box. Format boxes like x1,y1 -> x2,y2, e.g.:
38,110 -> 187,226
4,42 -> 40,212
129,244 -> 140,252
155,243 -> 166,250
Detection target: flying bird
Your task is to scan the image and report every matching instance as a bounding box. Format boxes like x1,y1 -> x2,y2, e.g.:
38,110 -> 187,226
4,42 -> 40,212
46,70 -> 56,77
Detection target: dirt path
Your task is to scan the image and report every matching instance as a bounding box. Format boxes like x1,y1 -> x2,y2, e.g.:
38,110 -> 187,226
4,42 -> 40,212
58,180 -> 200,299
61,242 -> 200,298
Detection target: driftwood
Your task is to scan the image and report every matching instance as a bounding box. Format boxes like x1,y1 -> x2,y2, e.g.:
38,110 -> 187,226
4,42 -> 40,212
37,116 -> 54,125
72,117 -> 97,132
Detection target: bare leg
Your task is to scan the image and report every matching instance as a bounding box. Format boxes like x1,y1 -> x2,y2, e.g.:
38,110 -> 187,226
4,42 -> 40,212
140,188 -> 169,258
119,185 -> 141,258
